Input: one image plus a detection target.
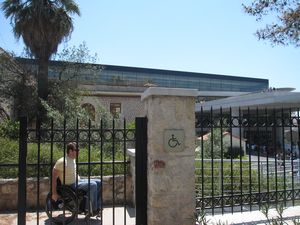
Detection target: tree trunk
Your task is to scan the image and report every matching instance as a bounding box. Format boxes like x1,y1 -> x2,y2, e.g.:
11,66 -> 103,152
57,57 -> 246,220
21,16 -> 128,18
37,58 -> 49,121
37,58 -> 49,100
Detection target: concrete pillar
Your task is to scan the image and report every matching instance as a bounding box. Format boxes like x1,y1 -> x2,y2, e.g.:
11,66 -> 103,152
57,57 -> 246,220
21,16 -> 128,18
127,148 -> 136,206
141,87 -> 198,225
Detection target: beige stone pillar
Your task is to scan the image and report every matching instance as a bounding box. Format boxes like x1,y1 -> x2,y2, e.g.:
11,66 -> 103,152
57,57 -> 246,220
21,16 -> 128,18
141,87 -> 198,225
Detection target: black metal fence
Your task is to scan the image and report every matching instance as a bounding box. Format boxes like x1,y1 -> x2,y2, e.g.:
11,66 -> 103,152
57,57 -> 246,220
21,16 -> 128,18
16,117 -> 135,225
7,106 -> 300,221
195,107 -> 300,215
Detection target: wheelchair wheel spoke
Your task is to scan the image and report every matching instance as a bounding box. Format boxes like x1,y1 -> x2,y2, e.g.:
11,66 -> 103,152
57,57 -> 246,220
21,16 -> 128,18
45,187 -> 78,224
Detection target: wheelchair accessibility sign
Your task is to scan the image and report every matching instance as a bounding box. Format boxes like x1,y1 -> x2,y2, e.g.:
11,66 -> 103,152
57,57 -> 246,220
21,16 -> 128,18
164,129 -> 185,152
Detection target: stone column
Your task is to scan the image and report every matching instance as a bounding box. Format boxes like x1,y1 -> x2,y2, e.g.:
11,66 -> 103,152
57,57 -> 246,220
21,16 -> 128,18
141,87 -> 198,225
127,148 -> 136,206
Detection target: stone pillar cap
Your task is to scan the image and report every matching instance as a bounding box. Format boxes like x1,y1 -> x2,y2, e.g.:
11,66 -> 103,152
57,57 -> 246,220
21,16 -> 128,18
141,87 -> 198,101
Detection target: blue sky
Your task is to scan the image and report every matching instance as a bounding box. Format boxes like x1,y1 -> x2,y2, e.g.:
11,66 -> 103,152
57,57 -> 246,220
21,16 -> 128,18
0,0 -> 299,91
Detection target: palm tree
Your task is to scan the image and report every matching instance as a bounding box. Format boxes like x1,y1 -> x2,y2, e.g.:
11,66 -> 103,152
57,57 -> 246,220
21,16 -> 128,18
2,0 -> 80,101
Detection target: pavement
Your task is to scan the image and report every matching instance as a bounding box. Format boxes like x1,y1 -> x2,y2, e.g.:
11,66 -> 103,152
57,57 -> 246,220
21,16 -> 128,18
1,205 -> 300,224
206,205 -> 300,225
0,207 -> 136,225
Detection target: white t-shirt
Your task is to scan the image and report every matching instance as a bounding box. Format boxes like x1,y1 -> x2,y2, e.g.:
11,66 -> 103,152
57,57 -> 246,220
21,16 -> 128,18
54,156 -> 79,185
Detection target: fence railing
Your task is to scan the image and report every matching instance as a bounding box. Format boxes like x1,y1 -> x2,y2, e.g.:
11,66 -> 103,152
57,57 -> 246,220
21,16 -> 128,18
196,157 -> 300,215
195,107 -> 300,215
13,118 -> 135,225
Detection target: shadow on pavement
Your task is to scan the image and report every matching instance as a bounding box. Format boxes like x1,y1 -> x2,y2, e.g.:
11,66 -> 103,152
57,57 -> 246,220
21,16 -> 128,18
44,217 -> 102,224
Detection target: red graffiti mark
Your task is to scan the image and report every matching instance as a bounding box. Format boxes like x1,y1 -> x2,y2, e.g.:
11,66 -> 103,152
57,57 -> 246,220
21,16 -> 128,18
153,160 -> 166,169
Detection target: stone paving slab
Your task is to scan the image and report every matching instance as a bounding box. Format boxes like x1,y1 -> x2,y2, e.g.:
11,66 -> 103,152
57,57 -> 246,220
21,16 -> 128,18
206,206 -> 300,225
0,207 -> 135,225
2,205 -> 300,225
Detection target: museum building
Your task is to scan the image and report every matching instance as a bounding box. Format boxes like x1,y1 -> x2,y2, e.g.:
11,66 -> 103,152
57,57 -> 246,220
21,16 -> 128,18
17,58 -> 269,122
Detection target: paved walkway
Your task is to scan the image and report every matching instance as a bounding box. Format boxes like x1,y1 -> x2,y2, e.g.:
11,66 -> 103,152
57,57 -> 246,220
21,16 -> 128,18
0,207 -> 135,225
2,206 -> 300,224
206,205 -> 300,225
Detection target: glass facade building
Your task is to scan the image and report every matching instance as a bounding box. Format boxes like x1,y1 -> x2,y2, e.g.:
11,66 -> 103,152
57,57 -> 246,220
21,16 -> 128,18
95,65 -> 268,92
17,58 -> 269,92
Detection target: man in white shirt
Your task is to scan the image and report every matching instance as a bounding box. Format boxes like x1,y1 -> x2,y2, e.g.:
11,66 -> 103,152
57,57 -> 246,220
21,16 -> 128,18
51,142 -> 101,216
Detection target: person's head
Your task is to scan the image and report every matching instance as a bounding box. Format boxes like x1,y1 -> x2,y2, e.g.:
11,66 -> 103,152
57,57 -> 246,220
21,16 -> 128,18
66,142 -> 79,158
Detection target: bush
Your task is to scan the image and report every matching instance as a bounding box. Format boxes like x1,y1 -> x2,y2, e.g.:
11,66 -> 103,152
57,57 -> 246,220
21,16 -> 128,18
224,146 -> 245,159
0,137 -> 128,178
0,119 -> 19,139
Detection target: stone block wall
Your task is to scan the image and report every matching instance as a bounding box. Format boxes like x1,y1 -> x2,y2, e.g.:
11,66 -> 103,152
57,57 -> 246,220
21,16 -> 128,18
81,95 -> 144,122
0,175 -> 133,210
127,149 -> 136,206
141,88 -> 198,225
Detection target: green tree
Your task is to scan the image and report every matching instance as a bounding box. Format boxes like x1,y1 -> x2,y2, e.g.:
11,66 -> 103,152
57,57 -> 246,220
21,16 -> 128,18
1,0 -> 80,100
0,48 -> 37,119
243,0 -> 300,47
196,128 -> 229,159
0,42 -> 105,128
41,81 -> 88,128
53,41 -> 99,82
40,43 -> 111,128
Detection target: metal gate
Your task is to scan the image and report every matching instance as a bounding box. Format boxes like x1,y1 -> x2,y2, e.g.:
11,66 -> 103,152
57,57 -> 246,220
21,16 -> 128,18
17,116 -> 148,225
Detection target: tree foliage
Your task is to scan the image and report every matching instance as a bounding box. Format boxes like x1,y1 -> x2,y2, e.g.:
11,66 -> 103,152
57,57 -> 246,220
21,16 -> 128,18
52,41 -> 100,82
196,128 -> 245,159
40,43 -> 110,128
1,0 -> 80,100
55,41 -> 98,64
243,0 -> 300,47
41,81 -> 89,128
0,43 -> 108,128
0,119 -> 19,139
0,48 -> 38,119
196,128 -> 229,159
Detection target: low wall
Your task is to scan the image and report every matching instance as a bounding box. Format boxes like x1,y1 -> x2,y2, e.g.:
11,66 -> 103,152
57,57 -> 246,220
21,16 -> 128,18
0,175 -> 133,210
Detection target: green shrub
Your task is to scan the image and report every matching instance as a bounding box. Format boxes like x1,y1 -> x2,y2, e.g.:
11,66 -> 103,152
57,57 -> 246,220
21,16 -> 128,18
0,119 -> 19,139
0,137 -> 128,178
195,159 -> 297,198
224,146 -> 245,159
0,137 -> 19,178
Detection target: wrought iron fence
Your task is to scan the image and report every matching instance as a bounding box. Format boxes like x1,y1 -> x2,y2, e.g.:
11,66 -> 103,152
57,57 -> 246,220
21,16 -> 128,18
16,117 -> 135,225
195,107 -> 300,215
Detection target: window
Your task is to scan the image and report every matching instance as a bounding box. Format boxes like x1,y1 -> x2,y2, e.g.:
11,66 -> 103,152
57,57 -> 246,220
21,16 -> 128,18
110,103 -> 121,117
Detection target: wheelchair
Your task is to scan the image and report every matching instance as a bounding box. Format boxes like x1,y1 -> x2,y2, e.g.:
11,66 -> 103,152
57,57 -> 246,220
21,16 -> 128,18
45,179 -> 96,224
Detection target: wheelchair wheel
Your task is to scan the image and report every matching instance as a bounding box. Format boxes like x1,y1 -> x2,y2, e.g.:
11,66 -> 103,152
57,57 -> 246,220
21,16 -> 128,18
45,186 -> 78,224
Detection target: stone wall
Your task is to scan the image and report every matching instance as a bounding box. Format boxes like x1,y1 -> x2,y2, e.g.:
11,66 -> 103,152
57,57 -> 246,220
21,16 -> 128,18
80,84 -> 146,123
81,95 -> 144,122
0,175 -> 133,210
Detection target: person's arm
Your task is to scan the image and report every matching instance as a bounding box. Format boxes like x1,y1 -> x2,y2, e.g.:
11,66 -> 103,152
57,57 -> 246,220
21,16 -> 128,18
51,168 -> 60,201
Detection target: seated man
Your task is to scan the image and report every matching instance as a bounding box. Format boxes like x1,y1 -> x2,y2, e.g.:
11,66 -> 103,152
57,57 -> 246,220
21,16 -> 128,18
51,142 -> 101,216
